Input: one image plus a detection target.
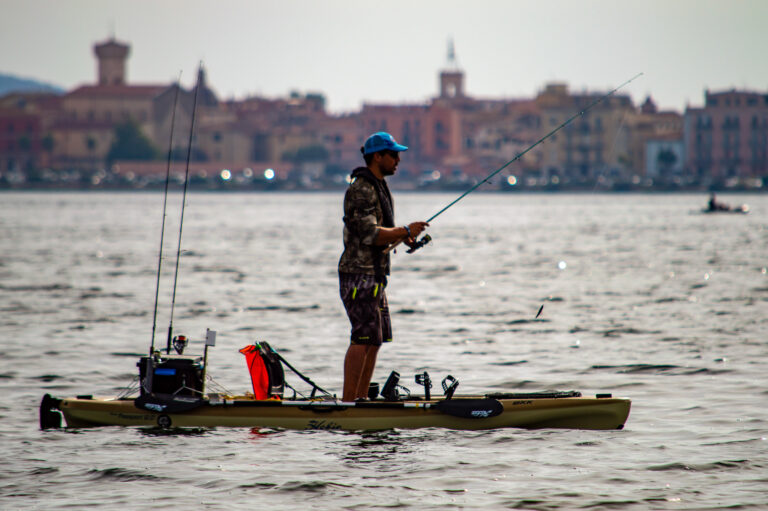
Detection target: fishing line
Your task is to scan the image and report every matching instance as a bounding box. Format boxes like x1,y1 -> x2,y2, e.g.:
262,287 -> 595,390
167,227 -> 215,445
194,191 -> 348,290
166,63 -> 203,354
385,73 -> 643,255
591,108 -> 629,193
427,73 -> 643,224
149,72 -> 182,356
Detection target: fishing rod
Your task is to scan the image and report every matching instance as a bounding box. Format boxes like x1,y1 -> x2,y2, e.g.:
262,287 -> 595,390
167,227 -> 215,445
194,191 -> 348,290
166,62 -> 203,354
385,72 -> 644,254
149,72 -> 182,356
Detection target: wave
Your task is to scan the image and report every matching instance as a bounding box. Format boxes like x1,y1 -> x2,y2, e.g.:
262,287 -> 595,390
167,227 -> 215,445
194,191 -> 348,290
79,290 -> 134,300
589,364 -> 733,375
32,374 -> 63,382
86,467 -> 166,482
276,480 -> 353,493
246,304 -> 320,313
506,318 -> 550,325
647,460 -> 752,472
397,308 -> 424,315
600,327 -> 663,337
0,283 -> 72,292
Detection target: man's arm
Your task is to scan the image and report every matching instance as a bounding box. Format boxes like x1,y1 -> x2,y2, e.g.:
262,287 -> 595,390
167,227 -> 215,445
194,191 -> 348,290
374,222 -> 429,246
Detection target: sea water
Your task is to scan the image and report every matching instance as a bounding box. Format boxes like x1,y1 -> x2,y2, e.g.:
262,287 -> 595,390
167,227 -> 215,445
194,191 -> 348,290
1,191 -> 766,510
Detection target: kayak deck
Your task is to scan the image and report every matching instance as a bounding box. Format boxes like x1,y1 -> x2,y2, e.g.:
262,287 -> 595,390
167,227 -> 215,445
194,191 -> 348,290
45,392 -> 631,431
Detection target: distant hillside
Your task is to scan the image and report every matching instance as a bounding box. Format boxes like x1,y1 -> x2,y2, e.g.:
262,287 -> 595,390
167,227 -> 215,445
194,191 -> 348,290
0,73 -> 65,96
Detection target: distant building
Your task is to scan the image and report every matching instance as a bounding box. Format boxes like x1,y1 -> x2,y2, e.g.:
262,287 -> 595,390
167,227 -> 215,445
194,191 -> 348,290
0,92 -> 60,174
0,107 -> 43,174
630,96 -> 684,182
352,43 -> 541,181
6,35 -> 768,189
535,83 -> 636,184
684,89 -> 768,183
50,38 -> 217,173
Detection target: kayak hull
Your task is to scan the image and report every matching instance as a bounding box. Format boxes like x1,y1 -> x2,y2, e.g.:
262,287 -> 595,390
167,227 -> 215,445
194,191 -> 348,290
47,394 -> 631,431
701,205 -> 749,214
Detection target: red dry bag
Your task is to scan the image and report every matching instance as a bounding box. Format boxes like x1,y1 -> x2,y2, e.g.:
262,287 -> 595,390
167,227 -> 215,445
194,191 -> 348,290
239,342 -> 284,400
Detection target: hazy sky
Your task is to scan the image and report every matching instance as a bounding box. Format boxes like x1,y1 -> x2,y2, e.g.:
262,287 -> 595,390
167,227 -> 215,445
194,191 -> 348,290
2,0 -> 766,113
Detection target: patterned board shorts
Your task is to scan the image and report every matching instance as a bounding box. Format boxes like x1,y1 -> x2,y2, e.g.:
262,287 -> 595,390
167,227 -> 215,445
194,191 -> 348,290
339,272 -> 392,346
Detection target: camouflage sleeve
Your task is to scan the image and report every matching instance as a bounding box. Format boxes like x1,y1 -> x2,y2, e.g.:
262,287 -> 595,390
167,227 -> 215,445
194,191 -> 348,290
344,180 -> 380,246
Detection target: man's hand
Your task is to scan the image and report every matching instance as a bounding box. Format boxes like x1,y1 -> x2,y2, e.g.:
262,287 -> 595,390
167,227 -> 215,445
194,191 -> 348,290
404,221 -> 429,246
380,221 -> 429,253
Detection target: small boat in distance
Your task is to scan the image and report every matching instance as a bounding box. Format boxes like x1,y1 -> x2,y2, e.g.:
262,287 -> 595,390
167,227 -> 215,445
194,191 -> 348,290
703,193 -> 749,214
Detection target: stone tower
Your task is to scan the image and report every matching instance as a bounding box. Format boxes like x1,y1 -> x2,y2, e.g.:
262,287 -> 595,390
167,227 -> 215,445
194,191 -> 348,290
94,38 -> 130,85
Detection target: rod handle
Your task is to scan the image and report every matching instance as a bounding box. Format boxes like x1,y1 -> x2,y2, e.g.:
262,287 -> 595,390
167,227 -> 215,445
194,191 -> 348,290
383,237 -> 406,254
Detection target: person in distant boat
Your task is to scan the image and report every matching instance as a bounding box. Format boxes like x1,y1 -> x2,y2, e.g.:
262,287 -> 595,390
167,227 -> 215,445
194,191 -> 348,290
708,193 -> 729,211
708,193 -> 719,211
338,132 -> 429,401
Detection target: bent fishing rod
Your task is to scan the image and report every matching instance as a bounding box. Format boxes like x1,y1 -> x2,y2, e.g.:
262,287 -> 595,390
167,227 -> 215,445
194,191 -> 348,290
385,72 -> 644,255
149,72 -> 182,356
166,62 -> 203,354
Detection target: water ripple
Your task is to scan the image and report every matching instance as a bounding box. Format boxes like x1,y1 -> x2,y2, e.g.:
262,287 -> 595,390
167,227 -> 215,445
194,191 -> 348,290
86,467 -> 166,482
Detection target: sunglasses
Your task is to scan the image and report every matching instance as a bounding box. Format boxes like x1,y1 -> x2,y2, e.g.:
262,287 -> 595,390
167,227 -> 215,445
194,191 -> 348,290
380,149 -> 400,159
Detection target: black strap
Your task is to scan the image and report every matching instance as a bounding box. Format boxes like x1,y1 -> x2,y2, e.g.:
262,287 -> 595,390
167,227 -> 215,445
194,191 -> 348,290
350,167 -> 394,225
271,350 -> 332,397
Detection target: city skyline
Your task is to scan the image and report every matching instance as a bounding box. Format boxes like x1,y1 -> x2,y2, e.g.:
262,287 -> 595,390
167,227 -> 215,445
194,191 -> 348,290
2,0 -> 767,114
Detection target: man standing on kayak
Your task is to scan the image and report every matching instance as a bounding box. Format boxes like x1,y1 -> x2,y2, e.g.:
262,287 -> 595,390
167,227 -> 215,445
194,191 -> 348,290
339,132 -> 429,401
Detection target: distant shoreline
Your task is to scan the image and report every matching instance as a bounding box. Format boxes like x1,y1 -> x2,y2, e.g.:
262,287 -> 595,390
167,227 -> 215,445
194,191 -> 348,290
2,185 -> 765,195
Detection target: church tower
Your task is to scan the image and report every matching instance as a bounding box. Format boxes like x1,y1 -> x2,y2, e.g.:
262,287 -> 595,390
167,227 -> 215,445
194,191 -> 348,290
94,38 -> 130,85
439,38 -> 464,99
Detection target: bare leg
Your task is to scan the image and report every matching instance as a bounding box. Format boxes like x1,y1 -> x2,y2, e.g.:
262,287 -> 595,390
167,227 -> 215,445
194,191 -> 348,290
343,344 -> 366,401
343,344 -> 380,401
356,345 -> 379,399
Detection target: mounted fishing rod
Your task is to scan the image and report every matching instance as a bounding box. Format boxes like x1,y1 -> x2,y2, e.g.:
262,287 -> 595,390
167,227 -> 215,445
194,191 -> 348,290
166,62 -> 203,354
149,72 -> 182,356
385,72 -> 644,255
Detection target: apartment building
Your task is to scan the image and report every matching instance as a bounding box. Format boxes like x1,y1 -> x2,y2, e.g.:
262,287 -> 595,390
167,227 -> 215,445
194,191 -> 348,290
684,89 -> 768,182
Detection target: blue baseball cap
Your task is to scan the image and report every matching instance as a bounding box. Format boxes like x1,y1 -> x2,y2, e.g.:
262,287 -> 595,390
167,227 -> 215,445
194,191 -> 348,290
363,132 -> 408,155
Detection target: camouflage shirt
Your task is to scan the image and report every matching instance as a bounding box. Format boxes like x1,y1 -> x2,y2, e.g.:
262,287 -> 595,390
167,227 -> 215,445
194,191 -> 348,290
338,168 -> 394,277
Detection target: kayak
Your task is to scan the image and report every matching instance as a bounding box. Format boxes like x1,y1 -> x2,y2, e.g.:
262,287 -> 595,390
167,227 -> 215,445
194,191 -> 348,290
39,341 -> 630,432
40,391 -> 630,431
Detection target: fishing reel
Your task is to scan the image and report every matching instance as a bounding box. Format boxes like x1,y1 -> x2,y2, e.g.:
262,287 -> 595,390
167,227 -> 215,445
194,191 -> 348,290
407,234 -> 432,254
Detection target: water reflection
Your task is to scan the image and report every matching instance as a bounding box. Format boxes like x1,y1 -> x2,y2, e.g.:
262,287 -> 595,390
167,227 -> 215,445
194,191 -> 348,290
138,426 -> 211,437
337,430 -> 436,468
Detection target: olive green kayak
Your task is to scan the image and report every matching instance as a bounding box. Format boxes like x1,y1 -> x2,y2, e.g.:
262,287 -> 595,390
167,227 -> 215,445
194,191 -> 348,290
41,391 -> 630,431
